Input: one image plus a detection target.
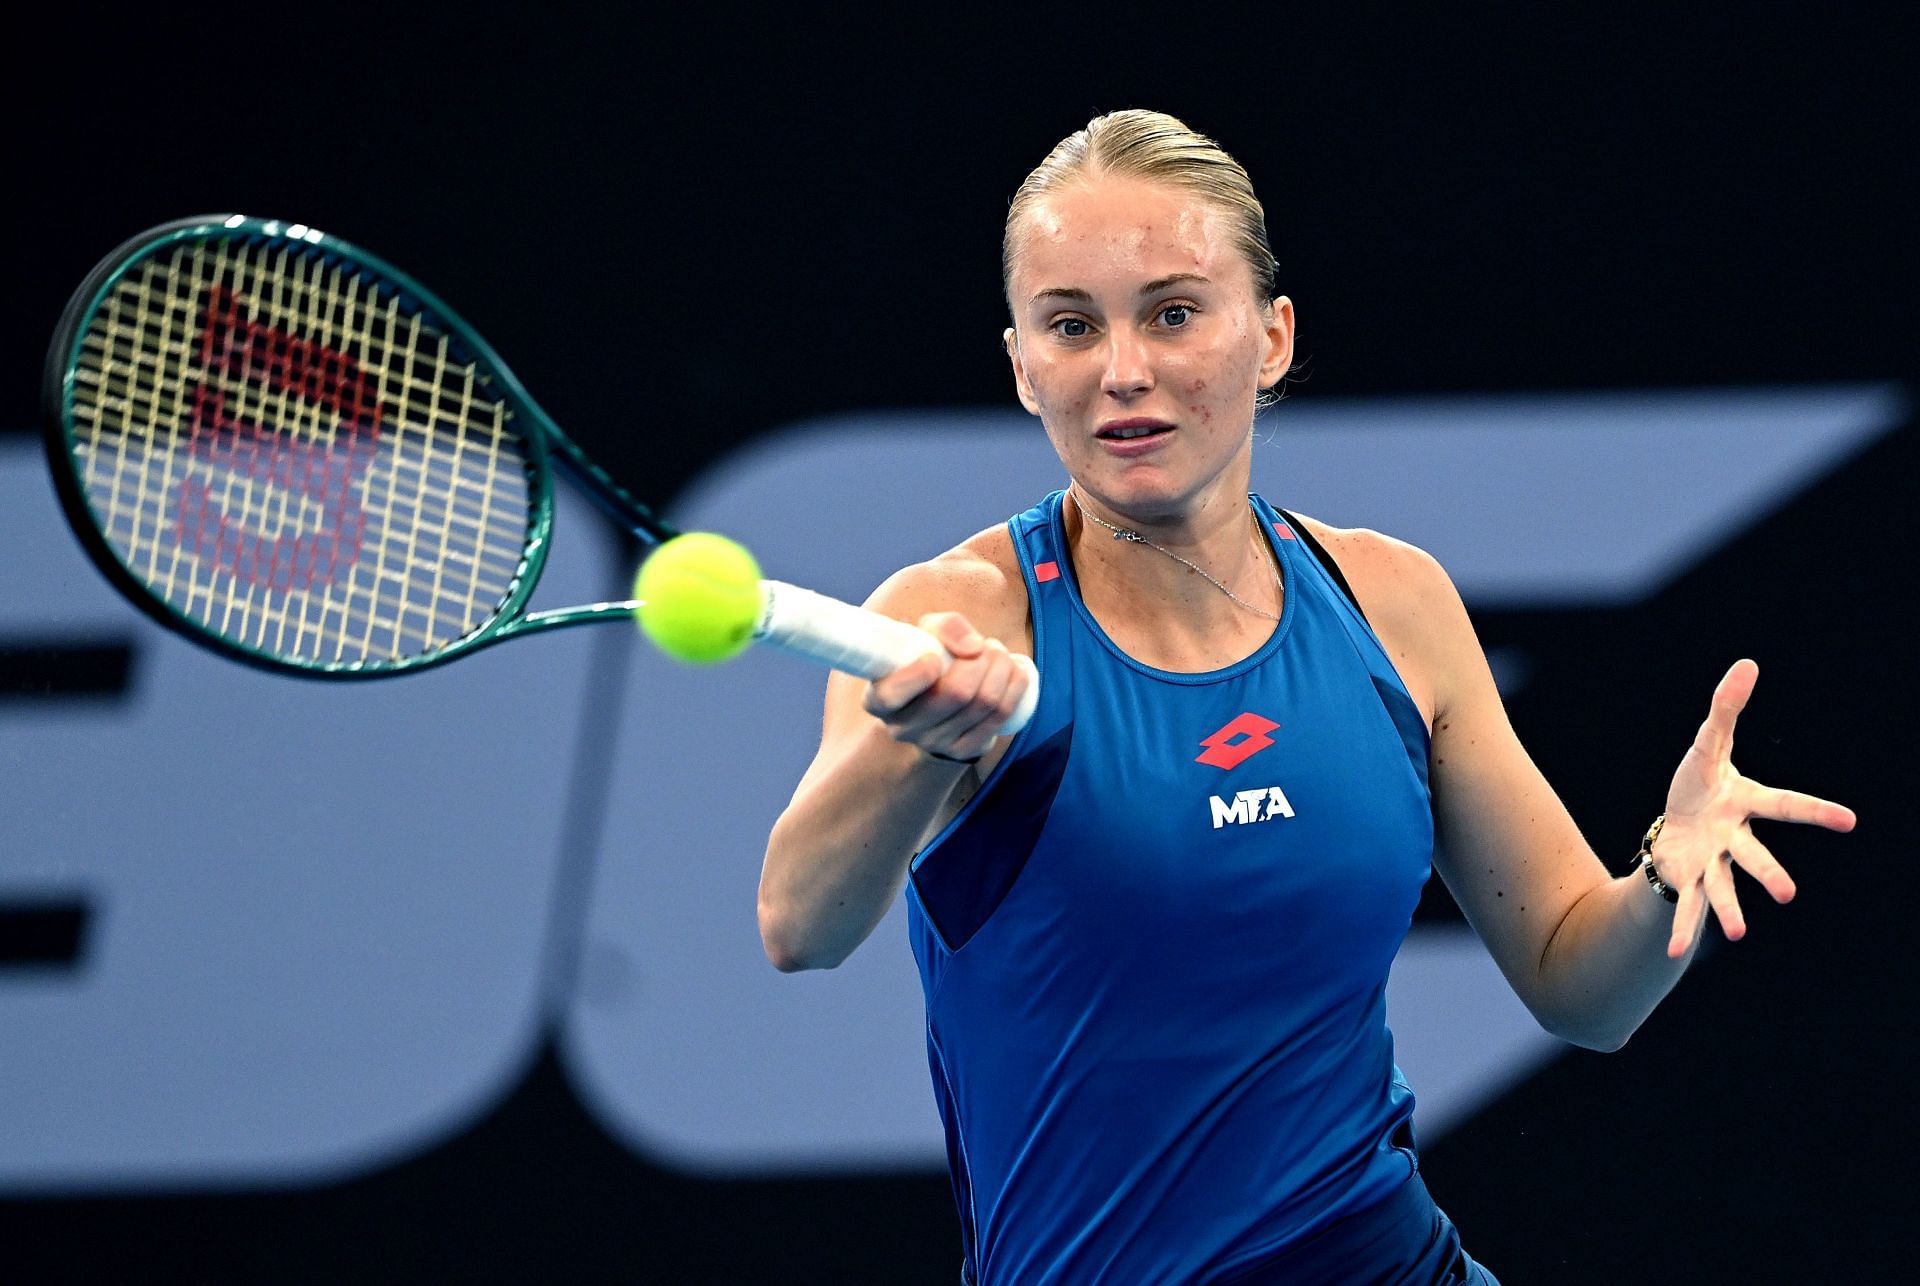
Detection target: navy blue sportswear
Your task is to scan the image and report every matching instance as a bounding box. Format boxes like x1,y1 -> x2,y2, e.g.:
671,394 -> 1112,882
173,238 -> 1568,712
907,491 -> 1470,1284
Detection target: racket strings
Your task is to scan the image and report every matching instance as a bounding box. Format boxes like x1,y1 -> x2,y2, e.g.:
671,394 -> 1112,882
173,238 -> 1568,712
67,235 -> 538,666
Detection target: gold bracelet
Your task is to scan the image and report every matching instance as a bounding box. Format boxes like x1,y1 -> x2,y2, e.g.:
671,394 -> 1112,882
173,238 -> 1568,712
1635,813 -> 1679,904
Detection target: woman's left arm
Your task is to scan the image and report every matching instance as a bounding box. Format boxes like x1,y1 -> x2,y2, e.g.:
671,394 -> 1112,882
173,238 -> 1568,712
1403,547 -> 1857,1051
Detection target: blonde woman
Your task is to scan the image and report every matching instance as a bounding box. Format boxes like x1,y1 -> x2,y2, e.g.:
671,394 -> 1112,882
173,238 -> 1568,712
760,110 -> 1855,1284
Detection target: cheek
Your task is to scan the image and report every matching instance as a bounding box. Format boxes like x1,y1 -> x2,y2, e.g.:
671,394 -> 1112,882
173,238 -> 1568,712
1185,376 -> 1213,425
1184,326 -> 1266,416
1057,391 -> 1096,438
1026,358 -> 1093,418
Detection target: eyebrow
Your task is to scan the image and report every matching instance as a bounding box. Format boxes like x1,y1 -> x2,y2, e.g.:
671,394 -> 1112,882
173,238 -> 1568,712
1025,273 -> 1213,309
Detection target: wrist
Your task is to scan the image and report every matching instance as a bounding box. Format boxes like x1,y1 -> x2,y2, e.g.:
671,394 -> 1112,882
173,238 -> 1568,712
1633,813 -> 1679,904
920,745 -> 982,767
853,721 -> 977,783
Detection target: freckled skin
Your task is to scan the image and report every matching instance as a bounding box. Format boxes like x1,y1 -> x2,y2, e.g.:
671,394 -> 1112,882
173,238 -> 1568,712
1002,177 -> 1294,537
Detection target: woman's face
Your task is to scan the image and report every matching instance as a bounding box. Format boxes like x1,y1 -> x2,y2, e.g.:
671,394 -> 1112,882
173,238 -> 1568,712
1003,175 -> 1293,523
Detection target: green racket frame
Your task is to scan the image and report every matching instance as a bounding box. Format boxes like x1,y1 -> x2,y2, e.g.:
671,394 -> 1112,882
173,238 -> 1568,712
43,215 -> 679,678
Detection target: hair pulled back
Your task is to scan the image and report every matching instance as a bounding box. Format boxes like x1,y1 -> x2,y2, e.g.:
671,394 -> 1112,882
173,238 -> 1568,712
1003,109 -> 1279,309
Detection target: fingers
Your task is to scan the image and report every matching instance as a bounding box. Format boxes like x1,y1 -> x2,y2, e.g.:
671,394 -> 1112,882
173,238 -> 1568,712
863,612 -> 987,713
864,650 -> 946,717
1692,658 -> 1759,760
921,642 -> 1024,762
1663,854 -> 1743,957
1728,826 -> 1795,904
1668,827 -> 1796,958
1666,865 -> 1736,958
920,612 -> 986,659
864,624 -> 1029,764
1668,876 -> 1705,959
1746,780 -> 1858,832
1701,848 -> 1746,942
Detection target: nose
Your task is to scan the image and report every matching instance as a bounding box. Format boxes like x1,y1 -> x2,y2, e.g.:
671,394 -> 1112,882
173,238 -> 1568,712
1100,328 -> 1153,399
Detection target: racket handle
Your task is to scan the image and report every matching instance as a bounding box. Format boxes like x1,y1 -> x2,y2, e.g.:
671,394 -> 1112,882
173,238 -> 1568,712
756,580 -> 1038,736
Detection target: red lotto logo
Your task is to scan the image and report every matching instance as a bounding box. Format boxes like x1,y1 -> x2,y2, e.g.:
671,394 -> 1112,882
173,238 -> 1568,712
1195,712 -> 1280,770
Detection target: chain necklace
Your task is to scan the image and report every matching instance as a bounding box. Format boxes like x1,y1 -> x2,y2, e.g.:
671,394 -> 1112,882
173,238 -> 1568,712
1067,489 -> 1283,622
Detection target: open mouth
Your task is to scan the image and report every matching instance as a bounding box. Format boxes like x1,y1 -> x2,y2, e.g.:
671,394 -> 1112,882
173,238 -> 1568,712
1096,422 -> 1174,441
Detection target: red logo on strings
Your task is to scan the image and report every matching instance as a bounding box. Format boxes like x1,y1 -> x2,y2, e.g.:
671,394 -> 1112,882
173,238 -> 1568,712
1195,712 -> 1281,770
171,286 -> 386,592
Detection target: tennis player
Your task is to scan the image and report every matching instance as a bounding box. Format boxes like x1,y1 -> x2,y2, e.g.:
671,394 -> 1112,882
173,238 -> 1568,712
759,110 -> 1856,1285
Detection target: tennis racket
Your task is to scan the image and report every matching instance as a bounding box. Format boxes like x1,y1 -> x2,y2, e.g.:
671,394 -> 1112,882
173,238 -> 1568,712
42,215 -> 1037,732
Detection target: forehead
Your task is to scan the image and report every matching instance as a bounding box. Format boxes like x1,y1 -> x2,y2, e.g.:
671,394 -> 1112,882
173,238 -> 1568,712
1010,176 -> 1239,294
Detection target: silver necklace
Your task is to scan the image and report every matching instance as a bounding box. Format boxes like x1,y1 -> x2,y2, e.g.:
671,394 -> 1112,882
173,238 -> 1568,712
1067,489 -> 1283,622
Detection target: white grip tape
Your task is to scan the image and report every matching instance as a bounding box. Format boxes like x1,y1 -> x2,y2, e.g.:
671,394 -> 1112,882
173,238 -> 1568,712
755,580 -> 1038,735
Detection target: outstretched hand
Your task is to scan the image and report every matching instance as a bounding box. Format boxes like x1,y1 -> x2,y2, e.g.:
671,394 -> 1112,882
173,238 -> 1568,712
1655,659 -> 1857,959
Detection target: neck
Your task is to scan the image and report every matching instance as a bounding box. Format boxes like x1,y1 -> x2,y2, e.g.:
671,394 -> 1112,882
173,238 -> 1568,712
1065,484 -> 1281,623
1074,484 -> 1243,547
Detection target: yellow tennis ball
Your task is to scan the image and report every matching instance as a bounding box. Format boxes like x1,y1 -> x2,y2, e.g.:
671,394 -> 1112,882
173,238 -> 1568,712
633,533 -> 764,664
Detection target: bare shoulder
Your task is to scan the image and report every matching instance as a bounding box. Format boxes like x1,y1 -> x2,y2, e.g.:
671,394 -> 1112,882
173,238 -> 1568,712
863,522 -> 1032,654
1286,512 -> 1459,733
1287,512 -> 1451,611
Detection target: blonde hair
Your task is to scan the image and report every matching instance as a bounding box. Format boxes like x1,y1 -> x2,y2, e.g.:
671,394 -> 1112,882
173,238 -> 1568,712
1003,109 -> 1280,309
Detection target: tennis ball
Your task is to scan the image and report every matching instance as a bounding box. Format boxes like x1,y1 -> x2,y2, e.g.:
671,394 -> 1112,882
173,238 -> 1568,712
633,533 -> 764,664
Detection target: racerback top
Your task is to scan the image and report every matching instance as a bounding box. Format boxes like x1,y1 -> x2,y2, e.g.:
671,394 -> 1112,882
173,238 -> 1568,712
906,491 -> 1435,1285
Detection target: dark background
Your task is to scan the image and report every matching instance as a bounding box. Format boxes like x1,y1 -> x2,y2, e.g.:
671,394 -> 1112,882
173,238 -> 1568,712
4,2 -> 1914,1281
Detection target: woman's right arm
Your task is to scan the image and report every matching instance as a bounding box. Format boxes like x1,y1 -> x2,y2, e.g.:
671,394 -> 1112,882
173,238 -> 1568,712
758,554 -> 1030,972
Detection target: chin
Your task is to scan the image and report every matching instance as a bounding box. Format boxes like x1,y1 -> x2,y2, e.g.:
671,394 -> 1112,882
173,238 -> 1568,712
1088,480 -> 1189,522
1088,464 -> 1237,514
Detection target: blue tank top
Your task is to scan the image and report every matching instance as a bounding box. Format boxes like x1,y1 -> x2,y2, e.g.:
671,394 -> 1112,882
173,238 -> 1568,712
906,491 -> 1435,1285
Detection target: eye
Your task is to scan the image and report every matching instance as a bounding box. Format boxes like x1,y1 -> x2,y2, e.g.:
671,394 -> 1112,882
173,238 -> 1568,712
1159,304 -> 1194,328
1051,316 -> 1092,339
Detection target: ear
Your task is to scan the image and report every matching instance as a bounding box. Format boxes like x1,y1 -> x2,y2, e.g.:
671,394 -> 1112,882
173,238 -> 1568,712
1256,296 -> 1296,390
1004,326 -> 1043,417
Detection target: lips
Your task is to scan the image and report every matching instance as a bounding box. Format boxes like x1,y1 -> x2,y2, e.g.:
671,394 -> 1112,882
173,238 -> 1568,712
1094,418 -> 1175,457
1095,418 -> 1174,441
